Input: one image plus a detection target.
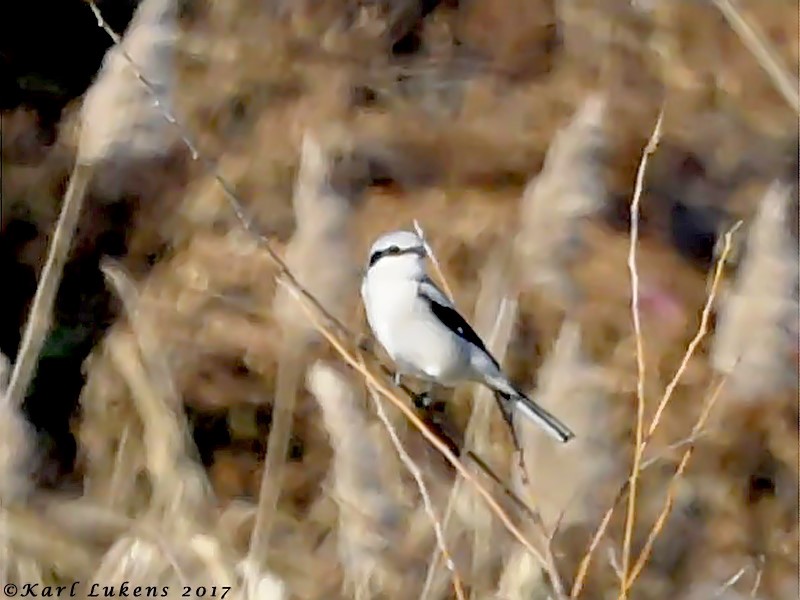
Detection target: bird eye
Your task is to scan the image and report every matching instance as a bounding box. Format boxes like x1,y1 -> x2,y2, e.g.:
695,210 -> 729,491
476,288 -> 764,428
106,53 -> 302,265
368,244 -> 408,267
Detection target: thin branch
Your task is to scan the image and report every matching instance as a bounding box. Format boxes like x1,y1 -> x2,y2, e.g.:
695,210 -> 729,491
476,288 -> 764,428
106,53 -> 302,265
85,1 -> 200,160
572,207 -> 740,600
276,277 -> 567,599
639,431 -> 711,471
247,354 -> 303,563
750,555 -> 764,598
81,5 -> 558,596
623,225 -> 742,592
464,451 -> 539,523
4,165 -> 92,408
83,0 -> 423,412
570,494 -> 617,598
572,217 -> 741,597
620,109 -> 663,599
623,374 -> 730,591
83,1 -> 354,342
367,385 -> 466,600
713,566 -> 749,597
644,221 -> 742,441
712,0 -> 800,113
413,220 -> 455,302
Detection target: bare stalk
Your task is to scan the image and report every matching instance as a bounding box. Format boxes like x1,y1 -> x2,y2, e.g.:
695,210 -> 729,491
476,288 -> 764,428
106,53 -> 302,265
622,225 -> 742,594
623,375 -> 730,591
276,277 -> 567,599
644,221 -> 742,442
413,220 -> 455,302
619,110 -> 663,599
367,386 -> 466,600
712,0 -> 800,113
573,220 -> 741,599
4,164 -> 92,408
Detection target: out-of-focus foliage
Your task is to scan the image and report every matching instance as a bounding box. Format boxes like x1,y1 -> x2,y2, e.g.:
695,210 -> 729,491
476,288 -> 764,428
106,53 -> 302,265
1,0 -> 797,598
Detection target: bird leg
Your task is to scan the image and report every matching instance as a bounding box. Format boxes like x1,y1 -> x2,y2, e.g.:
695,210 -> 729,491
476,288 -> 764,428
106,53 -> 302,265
417,381 -> 435,408
411,382 -> 436,410
390,372 -> 435,410
356,335 -> 374,353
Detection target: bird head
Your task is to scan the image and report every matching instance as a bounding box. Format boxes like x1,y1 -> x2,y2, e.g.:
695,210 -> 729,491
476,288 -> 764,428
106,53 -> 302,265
366,230 -> 427,277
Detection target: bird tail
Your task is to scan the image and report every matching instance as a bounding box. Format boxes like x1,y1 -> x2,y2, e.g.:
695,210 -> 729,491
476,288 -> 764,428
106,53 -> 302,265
491,379 -> 575,444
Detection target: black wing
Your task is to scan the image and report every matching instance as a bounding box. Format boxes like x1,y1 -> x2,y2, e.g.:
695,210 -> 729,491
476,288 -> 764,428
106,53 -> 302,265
418,278 -> 499,368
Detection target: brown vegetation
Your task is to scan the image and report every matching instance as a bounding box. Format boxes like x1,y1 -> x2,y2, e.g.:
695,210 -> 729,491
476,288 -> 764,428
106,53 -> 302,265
1,1 -> 797,598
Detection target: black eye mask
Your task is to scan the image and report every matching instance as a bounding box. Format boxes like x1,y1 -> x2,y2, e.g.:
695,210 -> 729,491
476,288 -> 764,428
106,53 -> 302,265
368,245 -> 425,267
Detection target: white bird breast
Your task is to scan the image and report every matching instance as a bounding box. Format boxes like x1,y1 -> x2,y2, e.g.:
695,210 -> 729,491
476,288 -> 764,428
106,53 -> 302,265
362,274 -> 470,386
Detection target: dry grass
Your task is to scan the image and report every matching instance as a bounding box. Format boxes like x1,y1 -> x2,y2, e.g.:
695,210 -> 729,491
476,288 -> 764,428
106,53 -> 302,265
2,0 -> 798,599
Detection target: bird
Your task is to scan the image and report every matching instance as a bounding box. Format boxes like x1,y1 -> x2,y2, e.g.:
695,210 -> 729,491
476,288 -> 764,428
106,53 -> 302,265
360,229 -> 575,445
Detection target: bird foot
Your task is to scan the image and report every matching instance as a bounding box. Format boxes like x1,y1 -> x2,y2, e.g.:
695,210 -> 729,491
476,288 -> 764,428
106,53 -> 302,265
357,335 -> 373,353
413,390 -> 434,409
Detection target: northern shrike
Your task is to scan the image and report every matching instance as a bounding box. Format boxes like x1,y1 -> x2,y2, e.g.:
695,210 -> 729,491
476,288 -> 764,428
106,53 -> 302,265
360,230 -> 575,444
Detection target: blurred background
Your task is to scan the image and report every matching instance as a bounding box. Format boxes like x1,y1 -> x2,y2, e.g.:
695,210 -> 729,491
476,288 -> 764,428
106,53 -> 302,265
0,1 -> 798,598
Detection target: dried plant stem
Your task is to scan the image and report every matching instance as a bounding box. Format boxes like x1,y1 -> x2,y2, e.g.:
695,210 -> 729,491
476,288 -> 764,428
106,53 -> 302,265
101,261 -> 210,516
643,221 -> 742,442
622,375 -> 730,592
367,386 -> 466,600
248,353 -> 303,563
750,555 -> 764,597
572,222 -> 740,599
85,4 -> 437,451
713,565 -> 749,597
413,220 -> 455,302
85,2 -> 354,340
276,278 -> 567,599
4,164 -> 92,409
712,0 -> 800,113
420,288 -> 517,600
85,1 -> 199,160
619,110 -> 663,600
570,494 -> 618,598
1,505 -> 98,575
622,226 -> 741,593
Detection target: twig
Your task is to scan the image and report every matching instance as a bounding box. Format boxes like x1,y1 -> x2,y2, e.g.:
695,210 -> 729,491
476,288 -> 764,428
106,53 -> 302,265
83,0 -> 424,413
247,353 -> 303,563
622,374 -> 730,591
4,164 -> 92,408
367,385 -> 466,600
276,277 -> 567,599
712,0 -> 800,113
84,1 -> 200,160
413,220 -> 455,302
420,289 -> 517,600
622,223 -> 741,593
464,451 -> 539,522
83,1 -> 354,343
643,221 -> 742,442
619,109 -> 663,600
713,566 -> 748,598
639,431 -> 711,471
572,219 -> 741,598
750,554 -> 764,598
84,3 -> 561,593
570,492 -> 617,598
100,260 -> 214,516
